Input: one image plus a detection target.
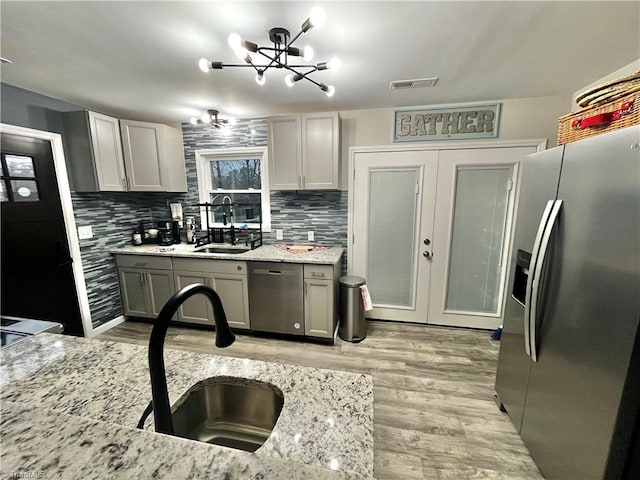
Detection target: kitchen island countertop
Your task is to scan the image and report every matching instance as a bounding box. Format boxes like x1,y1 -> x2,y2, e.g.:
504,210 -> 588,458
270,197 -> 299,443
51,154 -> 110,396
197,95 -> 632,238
0,334 -> 373,479
112,243 -> 344,265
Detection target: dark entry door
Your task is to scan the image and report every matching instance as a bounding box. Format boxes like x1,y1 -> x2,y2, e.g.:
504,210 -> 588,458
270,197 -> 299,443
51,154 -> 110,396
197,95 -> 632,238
1,133 -> 83,335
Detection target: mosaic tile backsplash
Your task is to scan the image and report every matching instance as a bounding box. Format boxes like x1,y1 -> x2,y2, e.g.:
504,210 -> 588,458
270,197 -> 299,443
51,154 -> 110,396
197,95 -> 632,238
75,117 -> 347,328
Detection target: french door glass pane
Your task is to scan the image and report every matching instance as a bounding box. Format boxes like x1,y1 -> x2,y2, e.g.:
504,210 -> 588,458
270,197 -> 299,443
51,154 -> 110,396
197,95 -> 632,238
445,167 -> 512,314
367,168 -> 418,307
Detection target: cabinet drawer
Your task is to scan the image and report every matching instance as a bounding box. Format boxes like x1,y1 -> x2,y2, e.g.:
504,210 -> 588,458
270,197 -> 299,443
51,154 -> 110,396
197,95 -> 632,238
304,264 -> 334,280
115,254 -> 172,270
173,258 -> 246,274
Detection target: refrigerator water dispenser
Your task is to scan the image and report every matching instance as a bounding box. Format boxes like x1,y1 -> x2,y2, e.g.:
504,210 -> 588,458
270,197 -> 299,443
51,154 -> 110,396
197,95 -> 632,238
512,249 -> 531,305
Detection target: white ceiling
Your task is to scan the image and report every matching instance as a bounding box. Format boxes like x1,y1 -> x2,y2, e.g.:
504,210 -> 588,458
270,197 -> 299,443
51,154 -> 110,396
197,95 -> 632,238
1,1 -> 638,125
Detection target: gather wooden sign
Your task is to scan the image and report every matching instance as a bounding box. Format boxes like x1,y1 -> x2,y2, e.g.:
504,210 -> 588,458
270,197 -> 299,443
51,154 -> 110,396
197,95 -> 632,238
393,103 -> 501,142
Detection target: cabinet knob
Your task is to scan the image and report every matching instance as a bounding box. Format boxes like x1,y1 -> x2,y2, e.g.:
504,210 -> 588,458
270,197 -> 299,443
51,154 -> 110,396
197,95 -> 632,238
294,322 -> 301,330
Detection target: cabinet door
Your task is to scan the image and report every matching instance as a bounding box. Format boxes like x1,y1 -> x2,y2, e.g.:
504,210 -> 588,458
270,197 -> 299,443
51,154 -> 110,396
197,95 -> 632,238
301,112 -> 339,189
212,273 -> 250,330
173,271 -> 212,325
120,120 -> 165,191
146,270 -> 176,317
304,279 -> 335,338
268,116 -> 302,190
119,268 -> 151,318
88,112 -> 127,191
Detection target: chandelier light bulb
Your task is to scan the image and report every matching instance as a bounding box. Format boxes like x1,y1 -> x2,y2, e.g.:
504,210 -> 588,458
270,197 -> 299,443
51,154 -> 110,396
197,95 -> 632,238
255,72 -> 266,86
327,57 -> 341,72
285,74 -> 295,87
190,117 -> 199,125
309,6 -> 326,29
227,117 -> 237,126
303,45 -> 314,62
228,33 -> 242,51
198,58 -> 211,73
325,85 -> 335,97
234,46 -> 249,60
200,112 -> 211,123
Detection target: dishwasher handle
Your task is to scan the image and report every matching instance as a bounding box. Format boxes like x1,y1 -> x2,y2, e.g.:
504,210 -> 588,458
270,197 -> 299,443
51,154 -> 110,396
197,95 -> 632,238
252,268 -> 296,276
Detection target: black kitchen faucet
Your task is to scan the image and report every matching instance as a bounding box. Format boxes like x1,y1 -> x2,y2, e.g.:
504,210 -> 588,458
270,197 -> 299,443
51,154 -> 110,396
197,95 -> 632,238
144,283 -> 236,435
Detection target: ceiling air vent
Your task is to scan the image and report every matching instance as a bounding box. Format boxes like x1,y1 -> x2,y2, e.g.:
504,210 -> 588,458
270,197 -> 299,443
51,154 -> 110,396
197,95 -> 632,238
390,77 -> 439,90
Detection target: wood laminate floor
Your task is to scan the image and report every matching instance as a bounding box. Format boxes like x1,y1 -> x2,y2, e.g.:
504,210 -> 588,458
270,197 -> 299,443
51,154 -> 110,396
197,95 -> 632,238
98,321 -> 543,479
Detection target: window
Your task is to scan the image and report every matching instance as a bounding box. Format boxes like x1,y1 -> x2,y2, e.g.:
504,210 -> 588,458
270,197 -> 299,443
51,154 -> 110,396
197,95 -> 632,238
196,147 -> 271,231
1,154 -> 40,202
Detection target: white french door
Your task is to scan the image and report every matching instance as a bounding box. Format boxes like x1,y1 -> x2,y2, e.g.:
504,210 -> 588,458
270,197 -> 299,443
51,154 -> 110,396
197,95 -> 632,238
351,150 -> 438,323
428,147 -> 534,329
349,142 -> 542,329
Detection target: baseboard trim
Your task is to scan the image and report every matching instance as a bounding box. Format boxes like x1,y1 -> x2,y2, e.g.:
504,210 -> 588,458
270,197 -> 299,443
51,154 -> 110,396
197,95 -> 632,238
88,315 -> 126,338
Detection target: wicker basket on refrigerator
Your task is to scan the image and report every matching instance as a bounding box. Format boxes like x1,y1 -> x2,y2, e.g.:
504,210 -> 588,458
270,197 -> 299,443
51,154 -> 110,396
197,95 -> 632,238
557,71 -> 640,145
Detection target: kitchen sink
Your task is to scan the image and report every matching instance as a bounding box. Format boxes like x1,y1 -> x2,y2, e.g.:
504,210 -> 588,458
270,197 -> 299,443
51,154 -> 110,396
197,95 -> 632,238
171,377 -> 284,452
196,247 -> 250,255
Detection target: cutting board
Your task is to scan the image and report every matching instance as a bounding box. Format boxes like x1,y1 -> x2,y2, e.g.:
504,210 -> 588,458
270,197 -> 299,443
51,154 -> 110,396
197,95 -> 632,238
287,245 -> 314,252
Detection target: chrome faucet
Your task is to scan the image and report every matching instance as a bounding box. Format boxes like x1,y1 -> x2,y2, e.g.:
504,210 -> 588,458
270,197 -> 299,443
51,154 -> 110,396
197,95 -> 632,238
147,283 -> 236,435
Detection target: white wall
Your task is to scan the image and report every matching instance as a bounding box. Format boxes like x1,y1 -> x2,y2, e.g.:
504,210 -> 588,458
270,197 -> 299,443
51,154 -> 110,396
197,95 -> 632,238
338,93 -> 572,189
572,60 -> 640,112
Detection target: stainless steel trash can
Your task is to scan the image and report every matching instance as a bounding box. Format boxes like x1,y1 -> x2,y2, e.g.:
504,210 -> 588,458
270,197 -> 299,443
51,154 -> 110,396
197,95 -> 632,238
339,276 -> 366,342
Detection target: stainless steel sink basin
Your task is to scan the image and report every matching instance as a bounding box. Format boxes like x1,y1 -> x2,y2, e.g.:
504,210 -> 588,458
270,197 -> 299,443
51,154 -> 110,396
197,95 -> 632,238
171,377 -> 284,452
196,247 -> 250,255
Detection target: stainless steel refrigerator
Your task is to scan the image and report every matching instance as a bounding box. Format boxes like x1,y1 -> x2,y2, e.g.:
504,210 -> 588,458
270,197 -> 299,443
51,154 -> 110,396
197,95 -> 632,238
495,125 -> 640,480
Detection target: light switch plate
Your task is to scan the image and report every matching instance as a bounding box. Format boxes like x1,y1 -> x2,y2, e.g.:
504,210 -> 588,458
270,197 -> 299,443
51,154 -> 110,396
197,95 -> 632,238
78,225 -> 93,240
275,229 -> 283,240
308,231 -> 315,241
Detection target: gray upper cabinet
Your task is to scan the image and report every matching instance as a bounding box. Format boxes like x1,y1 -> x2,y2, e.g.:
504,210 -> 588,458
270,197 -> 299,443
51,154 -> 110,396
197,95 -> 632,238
268,112 -> 340,190
64,112 -> 187,193
64,111 -> 127,191
119,119 -> 187,192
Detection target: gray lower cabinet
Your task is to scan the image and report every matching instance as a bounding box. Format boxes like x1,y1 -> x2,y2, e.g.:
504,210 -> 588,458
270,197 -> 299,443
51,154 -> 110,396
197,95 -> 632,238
116,255 -> 175,319
303,264 -> 339,340
114,254 -> 339,338
173,258 -> 250,330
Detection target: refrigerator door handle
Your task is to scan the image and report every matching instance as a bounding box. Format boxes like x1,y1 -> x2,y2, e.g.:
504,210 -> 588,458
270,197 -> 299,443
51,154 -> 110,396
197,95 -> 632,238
530,199 -> 563,363
524,200 -> 555,357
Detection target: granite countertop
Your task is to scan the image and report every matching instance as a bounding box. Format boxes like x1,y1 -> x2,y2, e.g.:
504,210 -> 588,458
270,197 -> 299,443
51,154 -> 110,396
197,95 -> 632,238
0,334 -> 373,479
112,243 -> 344,265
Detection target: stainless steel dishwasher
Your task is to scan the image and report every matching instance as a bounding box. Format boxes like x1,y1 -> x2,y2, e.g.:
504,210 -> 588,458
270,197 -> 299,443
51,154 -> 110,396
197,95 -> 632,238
248,262 -> 304,335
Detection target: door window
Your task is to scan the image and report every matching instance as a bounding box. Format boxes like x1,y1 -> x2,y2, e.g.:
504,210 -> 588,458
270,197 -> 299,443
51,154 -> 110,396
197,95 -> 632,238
445,166 -> 513,314
367,168 -> 419,307
1,154 -> 40,202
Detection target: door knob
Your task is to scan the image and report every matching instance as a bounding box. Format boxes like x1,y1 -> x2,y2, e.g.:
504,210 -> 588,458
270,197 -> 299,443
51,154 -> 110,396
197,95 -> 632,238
423,251 -> 431,259
424,238 -> 431,245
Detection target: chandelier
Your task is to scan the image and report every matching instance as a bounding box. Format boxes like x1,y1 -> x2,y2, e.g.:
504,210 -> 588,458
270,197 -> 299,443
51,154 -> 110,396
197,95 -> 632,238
198,6 -> 341,97
189,109 -> 236,128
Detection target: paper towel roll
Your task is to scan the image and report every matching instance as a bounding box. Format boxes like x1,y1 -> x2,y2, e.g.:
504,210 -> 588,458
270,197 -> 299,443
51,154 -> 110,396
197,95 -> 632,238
360,285 -> 373,311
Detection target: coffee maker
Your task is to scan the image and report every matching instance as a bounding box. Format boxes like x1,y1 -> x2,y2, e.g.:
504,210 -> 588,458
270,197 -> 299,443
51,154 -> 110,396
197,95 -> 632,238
157,221 -> 174,245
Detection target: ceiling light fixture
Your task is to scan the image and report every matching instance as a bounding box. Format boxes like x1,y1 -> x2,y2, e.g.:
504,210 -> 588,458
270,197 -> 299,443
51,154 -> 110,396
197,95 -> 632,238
198,6 -> 339,97
189,109 -> 235,128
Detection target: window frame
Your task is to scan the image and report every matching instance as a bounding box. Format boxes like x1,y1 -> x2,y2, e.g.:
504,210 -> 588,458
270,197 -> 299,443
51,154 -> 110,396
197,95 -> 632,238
195,146 -> 271,232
